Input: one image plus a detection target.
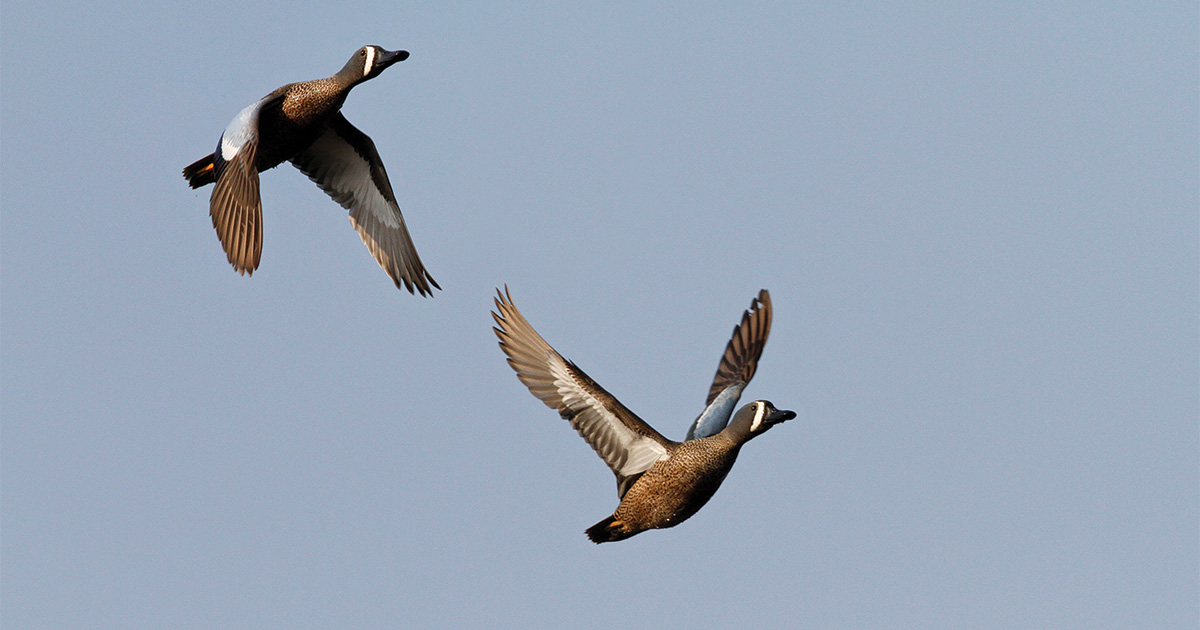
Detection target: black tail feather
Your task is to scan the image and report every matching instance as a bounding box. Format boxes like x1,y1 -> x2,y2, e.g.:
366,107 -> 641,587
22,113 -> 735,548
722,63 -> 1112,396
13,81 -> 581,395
585,518 -> 616,544
183,154 -> 216,188
585,517 -> 639,544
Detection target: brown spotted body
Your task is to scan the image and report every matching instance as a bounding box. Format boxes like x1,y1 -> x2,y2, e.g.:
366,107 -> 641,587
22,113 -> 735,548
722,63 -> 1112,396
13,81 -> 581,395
249,79 -> 349,170
492,288 -> 797,544
183,46 -> 438,295
594,436 -> 743,542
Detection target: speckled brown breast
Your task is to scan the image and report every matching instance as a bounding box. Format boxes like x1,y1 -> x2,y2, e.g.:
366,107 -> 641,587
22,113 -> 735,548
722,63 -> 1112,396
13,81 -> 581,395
611,436 -> 743,532
254,78 -> 349,171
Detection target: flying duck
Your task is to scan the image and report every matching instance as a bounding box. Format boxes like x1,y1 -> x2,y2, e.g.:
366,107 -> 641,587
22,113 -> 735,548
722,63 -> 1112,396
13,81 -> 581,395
492,288 -> 796,543
183,45 -> 438,295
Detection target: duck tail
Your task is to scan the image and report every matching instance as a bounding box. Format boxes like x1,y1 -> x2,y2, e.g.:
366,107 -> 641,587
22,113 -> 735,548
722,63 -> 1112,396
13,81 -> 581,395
183,154 -> 216,188
585,517 -> 630,544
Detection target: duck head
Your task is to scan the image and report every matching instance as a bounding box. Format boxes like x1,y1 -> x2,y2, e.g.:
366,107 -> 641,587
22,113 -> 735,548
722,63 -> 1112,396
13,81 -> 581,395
342,46 -> 409,83
726,400 -> 796,443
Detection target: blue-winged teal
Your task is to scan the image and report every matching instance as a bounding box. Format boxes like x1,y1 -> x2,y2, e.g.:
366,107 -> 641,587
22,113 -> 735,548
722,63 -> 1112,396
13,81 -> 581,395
183,46 -> 438,295
492,288 -> 796,543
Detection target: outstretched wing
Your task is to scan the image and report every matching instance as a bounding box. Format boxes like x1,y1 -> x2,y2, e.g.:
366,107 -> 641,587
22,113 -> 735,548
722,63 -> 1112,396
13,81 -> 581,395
686,289 -> 773,440
492,287 -> 673,499
290,113 -> 439,296
208,97 -> 275,274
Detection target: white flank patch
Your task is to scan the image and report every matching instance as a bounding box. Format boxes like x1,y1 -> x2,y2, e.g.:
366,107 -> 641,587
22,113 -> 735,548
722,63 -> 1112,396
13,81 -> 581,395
220,101 -> 259,159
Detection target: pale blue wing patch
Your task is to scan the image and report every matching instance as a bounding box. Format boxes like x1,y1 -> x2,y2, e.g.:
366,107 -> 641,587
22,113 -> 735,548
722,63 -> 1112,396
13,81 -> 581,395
685,383 -> 745,440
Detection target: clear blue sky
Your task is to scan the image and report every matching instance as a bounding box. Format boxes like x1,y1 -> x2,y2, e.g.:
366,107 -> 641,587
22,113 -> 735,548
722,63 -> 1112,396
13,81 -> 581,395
3,2 -> 1196,628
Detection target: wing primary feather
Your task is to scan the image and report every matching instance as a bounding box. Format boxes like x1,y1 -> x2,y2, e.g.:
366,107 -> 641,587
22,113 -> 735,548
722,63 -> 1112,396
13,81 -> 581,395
684,289 -> 774,440
705,289 -> 772,406
208,136 -> 263,274
492,287 -> 672,496
290,114 -> 438,296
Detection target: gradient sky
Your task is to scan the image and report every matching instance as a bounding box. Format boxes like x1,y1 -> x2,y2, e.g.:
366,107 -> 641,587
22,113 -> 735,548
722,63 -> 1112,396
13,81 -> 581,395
3,2 -> 1197,628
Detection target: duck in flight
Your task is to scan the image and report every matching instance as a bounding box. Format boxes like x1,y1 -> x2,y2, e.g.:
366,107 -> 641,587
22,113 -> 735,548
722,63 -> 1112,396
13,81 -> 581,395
492,288 -> 796,543
183,46 -> 438,295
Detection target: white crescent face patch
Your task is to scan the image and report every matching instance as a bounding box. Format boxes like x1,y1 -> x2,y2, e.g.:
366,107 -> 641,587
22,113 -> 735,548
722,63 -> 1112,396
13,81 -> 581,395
749,401 -> 767,433
362,47 -> 376,76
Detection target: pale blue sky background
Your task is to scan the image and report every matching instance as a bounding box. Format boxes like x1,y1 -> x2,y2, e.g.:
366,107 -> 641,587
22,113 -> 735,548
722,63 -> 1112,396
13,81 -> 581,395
3,2 -> 1197,628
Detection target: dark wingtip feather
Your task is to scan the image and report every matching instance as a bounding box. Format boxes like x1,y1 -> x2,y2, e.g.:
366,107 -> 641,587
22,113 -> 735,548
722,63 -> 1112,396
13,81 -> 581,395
705,289 -> 773,405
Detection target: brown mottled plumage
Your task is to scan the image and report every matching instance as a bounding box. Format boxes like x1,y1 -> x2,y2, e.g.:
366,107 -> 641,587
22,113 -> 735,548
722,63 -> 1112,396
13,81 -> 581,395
492,287 -> 796,543
589,433 -> 741,542
183,46 -> 438,295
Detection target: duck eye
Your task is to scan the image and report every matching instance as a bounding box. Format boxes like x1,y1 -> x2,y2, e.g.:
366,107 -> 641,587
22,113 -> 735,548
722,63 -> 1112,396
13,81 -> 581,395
359,50 -> 366,56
